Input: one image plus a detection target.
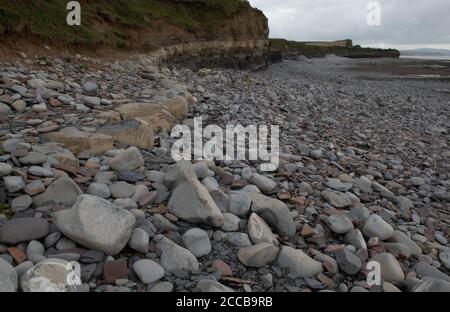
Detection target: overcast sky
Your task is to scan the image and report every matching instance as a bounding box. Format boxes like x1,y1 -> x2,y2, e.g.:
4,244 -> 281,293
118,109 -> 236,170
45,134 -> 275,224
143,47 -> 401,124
248,0 -> 450,50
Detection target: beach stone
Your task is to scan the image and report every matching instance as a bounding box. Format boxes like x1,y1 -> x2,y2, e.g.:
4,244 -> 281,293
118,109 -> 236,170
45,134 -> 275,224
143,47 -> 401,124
20,259 -> 72,292
245,192 -> 296,237
182,228 -> 211,257
103,260 -> 128,284
413,262 -> 450,282
11,195 -> 32,212
336,248 -> 362,275
33,143 -> 78,167
0,163 -> 13,176
128,228 -> 149,254
0,218 -> 49,244
133,259 -> 164,284
278,246 -> 323,278
28,166 -> 53,177
26,241 -> 45,257
326,214 -> 354,234
248,173 -> 277,193
4,176 -> 25,193
0,102 -> 12,114
325,178 -> 353,192
221,213 -> 241,232
99,119 -> 155,151
109,182 -> 136,199
371,253 -> 405,282
344,229 -> 367,250
322,190 -> 352,208
168,178 -> 223,227
228,193 -> 252,216
33,176 -> 82,206
43,127 -> 113,155
19,152 -> 47,165
363,214 -> 394,240
387,231 -> 422,256
413,278 -> 450,292
149,281 -> 174,292
53,195 -> 136,255
248,213 -> 277,245
115,102 -> 175,131
109,147 -> 144,172
163,161 -> 198,189
82,81 -> 98,95
197,279 -> 234,292
87,183 -> 111,199
154,235 -> 199,273
439,252 -> 450,269
0,257 -> 17,292
237,243 -> 279,268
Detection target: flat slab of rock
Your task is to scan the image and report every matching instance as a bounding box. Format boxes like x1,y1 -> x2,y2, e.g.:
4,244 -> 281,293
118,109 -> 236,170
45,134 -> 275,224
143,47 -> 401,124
53,195 -> 136,255
0,218 -> 49,244
115,102 -> 176,130
99,119 -> 154,151
43,127 -> 113,155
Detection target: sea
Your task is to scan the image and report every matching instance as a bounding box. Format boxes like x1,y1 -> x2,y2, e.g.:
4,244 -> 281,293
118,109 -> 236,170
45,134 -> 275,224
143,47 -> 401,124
400,55 -> 450,61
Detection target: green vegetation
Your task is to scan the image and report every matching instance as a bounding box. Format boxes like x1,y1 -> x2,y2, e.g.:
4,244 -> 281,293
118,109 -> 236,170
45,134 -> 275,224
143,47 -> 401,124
270,39 -> 400,58
0,0 -> 248,46
0,202 -> 12,219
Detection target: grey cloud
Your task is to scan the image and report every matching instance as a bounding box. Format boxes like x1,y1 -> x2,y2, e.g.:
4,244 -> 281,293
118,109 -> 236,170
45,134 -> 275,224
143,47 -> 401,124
249,0 -> 450,48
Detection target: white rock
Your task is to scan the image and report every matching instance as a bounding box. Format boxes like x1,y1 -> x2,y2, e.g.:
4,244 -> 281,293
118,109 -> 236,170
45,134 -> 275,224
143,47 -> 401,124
53,195 -> 136,255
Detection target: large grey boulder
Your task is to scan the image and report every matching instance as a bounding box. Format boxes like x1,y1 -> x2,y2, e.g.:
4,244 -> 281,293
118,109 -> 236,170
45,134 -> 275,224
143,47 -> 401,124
53,195 -> 136,255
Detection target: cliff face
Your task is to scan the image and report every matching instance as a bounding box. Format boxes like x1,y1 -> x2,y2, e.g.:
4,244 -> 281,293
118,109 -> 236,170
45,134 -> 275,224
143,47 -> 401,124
0,0 -> 269,67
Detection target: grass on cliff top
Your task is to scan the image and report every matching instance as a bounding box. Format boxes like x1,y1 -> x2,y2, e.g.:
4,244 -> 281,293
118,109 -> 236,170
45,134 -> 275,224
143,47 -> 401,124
0,0 -> 247,46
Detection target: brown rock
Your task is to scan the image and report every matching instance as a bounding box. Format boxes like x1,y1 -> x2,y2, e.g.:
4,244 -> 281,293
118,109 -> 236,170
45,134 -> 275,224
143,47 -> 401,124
162,96 -> 188,120
211,259 -> 233,276
103,260 -> 128,284
8,247 -> 27,264
301,224 -> 315,237
98,119 -> 154,150
43,127 -> 113,155
115,102 -> 175,130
